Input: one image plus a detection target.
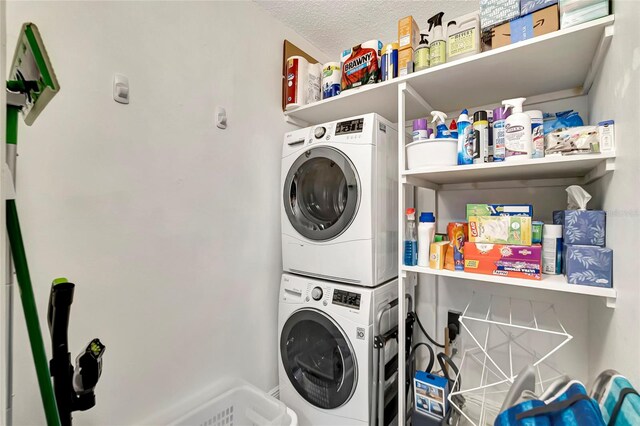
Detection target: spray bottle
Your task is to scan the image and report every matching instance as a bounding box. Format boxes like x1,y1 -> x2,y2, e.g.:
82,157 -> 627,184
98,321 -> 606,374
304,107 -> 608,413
428,12 -> 446,66
414,34 -> 430,71
404,208 -> 418,266
502,97 -> 532,161
456,109 -> 473,165
430,111 -> 450,138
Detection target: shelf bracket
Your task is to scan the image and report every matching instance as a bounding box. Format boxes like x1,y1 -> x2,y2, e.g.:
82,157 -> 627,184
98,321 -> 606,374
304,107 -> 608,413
401,82 -> 433,116
581,157 -> 615,184
402,175 -> 440,190
582,24 -> 614,95
606,296 -> 616,309
284,114 -> 309,128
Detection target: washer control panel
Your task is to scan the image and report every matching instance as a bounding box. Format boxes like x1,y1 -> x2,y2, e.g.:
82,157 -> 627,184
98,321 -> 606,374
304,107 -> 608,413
311,286 -> 323,301
332,289 -> 361,310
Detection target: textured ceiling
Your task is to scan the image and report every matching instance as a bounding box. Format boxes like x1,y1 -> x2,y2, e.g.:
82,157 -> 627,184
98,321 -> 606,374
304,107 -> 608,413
254,0 -> 480,61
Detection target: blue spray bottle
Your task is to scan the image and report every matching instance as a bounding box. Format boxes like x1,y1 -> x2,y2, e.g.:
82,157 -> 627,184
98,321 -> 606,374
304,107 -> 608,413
404,208 -> 418,266
430,111 -> 450,138
456,109 -> 473,165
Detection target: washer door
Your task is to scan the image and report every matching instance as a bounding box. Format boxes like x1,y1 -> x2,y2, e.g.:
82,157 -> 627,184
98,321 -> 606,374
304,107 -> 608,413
283,147 -> 359,241
280,308 -> 357,409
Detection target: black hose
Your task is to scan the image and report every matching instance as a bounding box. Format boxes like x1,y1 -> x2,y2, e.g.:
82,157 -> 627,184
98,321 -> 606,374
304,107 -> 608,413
409,312 -> 445,348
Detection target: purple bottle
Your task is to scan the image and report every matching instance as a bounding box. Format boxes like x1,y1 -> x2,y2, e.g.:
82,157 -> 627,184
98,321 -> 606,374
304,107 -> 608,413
412,119 -> 428,141
492,106 -> 511,162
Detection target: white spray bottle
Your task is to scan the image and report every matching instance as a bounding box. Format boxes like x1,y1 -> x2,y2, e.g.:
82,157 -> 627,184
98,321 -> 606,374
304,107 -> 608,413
430,111 -> 450,138
502,97 -> 532,161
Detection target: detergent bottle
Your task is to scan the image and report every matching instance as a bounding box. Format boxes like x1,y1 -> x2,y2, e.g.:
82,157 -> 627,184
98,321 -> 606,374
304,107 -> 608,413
449,119 -> 458,139
430,111 -> 450,138
414,34 -> 430,71
428,12 -> 446,66
404,208 -> 418,266
456,109 -> 473,165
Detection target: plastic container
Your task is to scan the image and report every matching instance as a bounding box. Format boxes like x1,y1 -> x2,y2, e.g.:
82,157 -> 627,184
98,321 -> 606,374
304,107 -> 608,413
404,208 -> 418,266
492,106 -> 511,162
526,110 -> 544,159
418,212 -> 436,267
503,97 -> 532,161
170,379 -> 296,426
472,110 -> 489,164
406,138 -> 458,169
542,224 -> 563,275
412,119 -> 429,141
446,12 -> 480,62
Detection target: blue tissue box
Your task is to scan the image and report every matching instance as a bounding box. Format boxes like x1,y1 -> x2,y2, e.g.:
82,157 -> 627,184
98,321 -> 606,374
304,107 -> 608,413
565,245 -> 613,288
553,210 -> 606,247
521,0 -> 558,15
481,0 -> 521,29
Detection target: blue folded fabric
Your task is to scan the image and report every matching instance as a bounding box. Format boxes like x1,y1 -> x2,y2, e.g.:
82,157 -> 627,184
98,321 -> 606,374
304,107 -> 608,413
600,376 -> 640,426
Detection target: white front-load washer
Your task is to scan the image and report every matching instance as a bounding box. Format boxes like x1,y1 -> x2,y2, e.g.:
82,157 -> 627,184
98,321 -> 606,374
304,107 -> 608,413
281,113 -> 398,286
277,273 -> 398,426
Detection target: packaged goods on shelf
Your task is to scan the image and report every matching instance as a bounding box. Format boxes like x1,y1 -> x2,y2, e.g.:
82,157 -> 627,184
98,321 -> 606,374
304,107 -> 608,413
428,12 -> 447,67
398,47 -> 414,76
445,222 -> 467,271
429,241 -> 449,270
446,12 -> 480,62
380,43 -> 399,81
322,62 -> 341,99
398,16 -> 421,50
466,204 -> 533,219
565,245 -> 613,287
480,0 -> 520,30
545,126 -> 600,155
598,120 -> 615,153
553,186 -> 606,247
489,5 -> 560,49
543,110 -> 584,134
341,41 -> 382,91
464,242 -> 542,280
468,216 -> 532,245
560,0 -> 609,28
521,0 -> 558,15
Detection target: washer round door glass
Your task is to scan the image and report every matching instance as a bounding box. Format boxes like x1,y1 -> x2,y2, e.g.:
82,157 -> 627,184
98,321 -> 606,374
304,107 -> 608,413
280,308 -> 357,409
284,147 -> 359,241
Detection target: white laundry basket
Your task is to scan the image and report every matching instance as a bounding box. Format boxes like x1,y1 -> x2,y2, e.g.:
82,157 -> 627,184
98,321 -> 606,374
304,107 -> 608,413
169,379 -> 297,426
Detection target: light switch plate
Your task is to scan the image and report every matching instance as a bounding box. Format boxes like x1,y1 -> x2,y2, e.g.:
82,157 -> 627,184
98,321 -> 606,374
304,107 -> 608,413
113,73 -> 129,104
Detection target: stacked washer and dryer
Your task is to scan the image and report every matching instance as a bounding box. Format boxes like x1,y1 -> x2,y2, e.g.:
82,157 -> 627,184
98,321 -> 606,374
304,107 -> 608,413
278,113 -> 402,426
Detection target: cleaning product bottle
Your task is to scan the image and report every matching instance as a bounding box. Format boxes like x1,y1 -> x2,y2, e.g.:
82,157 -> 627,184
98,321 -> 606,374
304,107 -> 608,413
526,110 -> 544,159
472,110 -> 489,164
502,97 -> 532,161
492,106 -> 510,162
404,208 -> 418,266
456,109 -> 473,165
430,111 -> 450,138
414,34 -> 430,71
417,212 -> 436,267
428,12 -> 446,67
542,224 -> 563,275
449,119 -> 458,139
412,118 -> 428,141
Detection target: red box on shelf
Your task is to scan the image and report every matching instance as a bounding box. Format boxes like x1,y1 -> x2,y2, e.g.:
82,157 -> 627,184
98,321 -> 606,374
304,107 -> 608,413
464,242 -> 542,280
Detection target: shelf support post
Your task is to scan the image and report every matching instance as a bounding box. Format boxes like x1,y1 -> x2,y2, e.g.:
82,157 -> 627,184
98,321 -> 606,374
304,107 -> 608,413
397,82 -> 407,426
582,24 -> 614,95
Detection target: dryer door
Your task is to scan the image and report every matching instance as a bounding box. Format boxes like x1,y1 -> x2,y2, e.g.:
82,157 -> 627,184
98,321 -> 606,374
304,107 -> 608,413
283,146 -> 359,241
280,308 -> 357,409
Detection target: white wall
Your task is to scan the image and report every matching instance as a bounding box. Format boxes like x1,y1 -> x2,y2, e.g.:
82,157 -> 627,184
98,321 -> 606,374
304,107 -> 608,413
586,0 -> 640,386
5,1 -> 327,424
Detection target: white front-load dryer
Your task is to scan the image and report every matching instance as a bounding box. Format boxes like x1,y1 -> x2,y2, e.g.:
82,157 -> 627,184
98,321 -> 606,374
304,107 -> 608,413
278,273 -> 398,426
281,113 -> 398,286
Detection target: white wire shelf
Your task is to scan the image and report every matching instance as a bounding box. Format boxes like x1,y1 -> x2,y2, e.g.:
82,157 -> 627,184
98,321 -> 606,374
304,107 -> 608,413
402,266 -> 616,307
284,15 -> 614,126
402,152 -> 616,190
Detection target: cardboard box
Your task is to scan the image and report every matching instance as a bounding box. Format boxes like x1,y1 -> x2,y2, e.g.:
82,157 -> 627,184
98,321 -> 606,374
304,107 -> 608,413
398,16 -> 421,50
565,245 -> 613,288
398,47 -> 414,76
464,243 -> 542,280
466,204 -> 533,220
468,216 -> 532,245
521,0 -> 558,15
480,0 -> 520,30
553,210 -> 606,247
414,371 -> 449,420
490,5 -> 560,49
429,241 -> 449,270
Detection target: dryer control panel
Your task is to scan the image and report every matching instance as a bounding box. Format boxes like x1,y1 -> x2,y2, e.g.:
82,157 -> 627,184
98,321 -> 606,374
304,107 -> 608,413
332,289 -> 361,310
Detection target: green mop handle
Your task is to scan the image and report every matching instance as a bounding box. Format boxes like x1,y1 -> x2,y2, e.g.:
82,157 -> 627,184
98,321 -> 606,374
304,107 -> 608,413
6,106 -> 61,426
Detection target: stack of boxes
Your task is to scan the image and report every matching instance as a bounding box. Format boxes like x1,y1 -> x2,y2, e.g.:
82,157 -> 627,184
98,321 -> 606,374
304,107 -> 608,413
553,209 -> 613,288
398,16 -> 420,76
463,204 -> 542,280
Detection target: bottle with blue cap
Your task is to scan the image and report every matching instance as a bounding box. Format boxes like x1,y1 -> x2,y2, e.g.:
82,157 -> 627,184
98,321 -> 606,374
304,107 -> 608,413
417,212 -> 436,267
457,109 -> 473,165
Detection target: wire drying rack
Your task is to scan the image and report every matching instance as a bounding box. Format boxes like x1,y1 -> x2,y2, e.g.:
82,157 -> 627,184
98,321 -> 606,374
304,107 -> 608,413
447,293 -> 573,426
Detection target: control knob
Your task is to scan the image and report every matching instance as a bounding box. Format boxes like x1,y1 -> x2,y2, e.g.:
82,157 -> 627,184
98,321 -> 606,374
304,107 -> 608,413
311,287 -> 323,301
314,126 -> 326,139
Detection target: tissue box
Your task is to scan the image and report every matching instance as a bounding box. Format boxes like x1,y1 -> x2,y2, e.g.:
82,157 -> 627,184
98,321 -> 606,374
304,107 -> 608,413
521,0 -> 558,15
565,245 -> 613,287
480,0 -> 520,30
489,5 -> 560,49
466,204 -> 533,220
553,210 -> 606,246
464,242 -> 542,280
560,0 -> 609,29
414,371 -> 449,420
468,216 -> 532,245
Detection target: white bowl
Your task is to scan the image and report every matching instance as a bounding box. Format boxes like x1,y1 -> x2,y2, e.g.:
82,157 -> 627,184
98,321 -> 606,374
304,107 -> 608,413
406,138 -> 458,170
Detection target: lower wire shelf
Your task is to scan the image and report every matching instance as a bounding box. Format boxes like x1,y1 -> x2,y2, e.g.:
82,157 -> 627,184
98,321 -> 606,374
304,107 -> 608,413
402,266 -> 617,307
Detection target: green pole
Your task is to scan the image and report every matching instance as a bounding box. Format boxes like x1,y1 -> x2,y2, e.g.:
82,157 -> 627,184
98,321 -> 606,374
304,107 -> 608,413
5,107 -> 61,426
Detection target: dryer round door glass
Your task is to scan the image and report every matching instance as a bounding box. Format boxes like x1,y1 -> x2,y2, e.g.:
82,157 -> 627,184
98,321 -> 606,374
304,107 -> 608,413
284,147 -> 359,241
280,308 -> 357,409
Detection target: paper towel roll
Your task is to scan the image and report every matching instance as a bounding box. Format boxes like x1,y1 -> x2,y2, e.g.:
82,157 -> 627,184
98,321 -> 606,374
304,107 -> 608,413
285,56 -> 309,111
322,62 -> 341,99
307,63 -> 322,104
